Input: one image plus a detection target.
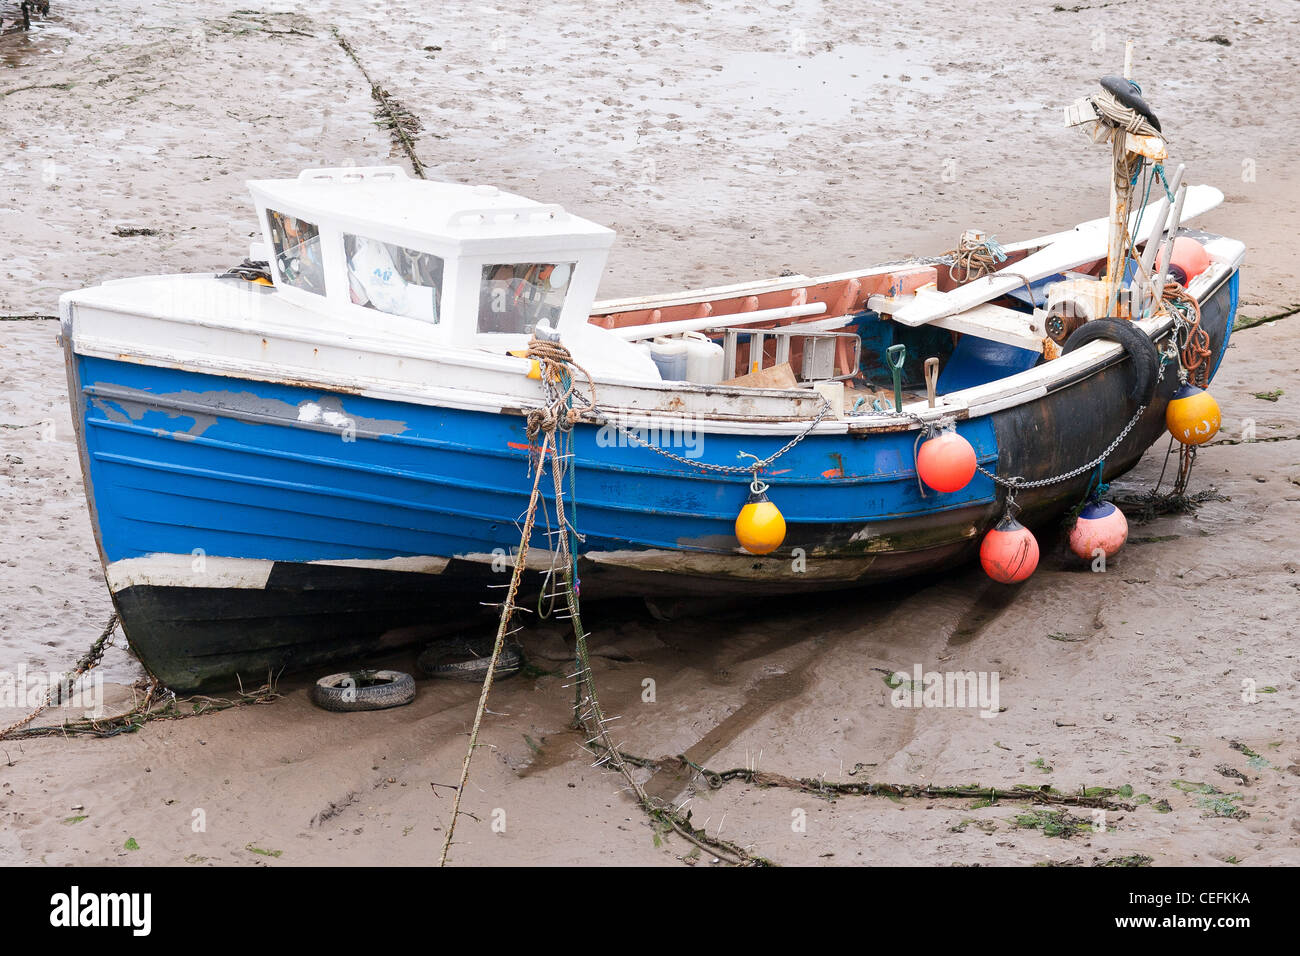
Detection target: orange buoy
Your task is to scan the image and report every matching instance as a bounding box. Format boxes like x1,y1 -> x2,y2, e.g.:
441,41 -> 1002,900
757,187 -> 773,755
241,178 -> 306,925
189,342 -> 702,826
735,481 -> 786,555
1068,499 -> 1128,562
1165,383 -> 1220,445
979,516 -> 1039,583
1158,236 -> 1211,285
916,429 -> 977,493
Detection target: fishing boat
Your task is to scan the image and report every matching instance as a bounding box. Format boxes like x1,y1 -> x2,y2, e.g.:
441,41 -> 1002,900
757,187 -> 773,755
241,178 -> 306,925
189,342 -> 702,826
59,77 -> 1243,690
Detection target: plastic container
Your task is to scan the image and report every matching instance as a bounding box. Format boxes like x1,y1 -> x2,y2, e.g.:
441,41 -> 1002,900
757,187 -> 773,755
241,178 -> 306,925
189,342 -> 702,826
813,380 -> 845,418
649,337 -> 688,381
682,332 -> 725,385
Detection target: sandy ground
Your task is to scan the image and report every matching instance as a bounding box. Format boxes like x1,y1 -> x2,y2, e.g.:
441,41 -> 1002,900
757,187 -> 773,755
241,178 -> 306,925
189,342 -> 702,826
0,1 -> 1297,866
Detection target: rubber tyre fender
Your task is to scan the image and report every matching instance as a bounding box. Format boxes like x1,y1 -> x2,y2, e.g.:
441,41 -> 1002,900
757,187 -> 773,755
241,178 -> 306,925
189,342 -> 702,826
417,638 -> 523,682
311,669 -> 416,712
1062,318 -> 1160,406
1099,75 -> 1161,132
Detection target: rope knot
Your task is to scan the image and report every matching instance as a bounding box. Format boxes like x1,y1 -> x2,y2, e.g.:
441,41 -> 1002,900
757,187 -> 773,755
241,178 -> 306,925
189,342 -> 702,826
526,334 -> 576,370
523,333 -> 597,434
525,406 -> 561,442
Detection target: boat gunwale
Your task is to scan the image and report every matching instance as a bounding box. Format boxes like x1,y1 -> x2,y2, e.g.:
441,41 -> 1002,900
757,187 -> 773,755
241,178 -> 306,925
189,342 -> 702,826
60,246 -> 1242,436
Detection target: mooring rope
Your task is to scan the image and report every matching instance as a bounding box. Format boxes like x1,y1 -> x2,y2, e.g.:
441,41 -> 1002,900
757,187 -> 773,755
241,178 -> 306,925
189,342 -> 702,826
439,335 -> 767,866
331,27 -> 428,180
0,613 -> 119,740
437,423 -> 552,866
440,335 -> 1155,864
0,611 -> 280,740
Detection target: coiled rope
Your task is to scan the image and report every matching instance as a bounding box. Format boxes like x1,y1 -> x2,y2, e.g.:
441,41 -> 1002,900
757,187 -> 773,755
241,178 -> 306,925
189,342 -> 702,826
945,233 -> 1008,284
1165,281 -> 1211,388
1091,89 -> 1161,138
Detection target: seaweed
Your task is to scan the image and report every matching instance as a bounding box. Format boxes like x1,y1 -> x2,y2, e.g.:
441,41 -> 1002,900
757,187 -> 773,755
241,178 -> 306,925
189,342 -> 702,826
1010,808 -> 1095,838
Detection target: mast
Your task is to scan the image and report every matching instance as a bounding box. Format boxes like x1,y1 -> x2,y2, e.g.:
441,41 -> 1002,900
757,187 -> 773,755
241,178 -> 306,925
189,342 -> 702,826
1067,40 -> 1169,318
1102,40 -> 1136,309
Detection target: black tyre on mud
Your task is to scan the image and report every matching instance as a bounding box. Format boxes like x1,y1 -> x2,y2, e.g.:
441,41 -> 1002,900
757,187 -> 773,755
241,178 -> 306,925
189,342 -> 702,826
311,670 -> 416,712
417,637 -> 523,681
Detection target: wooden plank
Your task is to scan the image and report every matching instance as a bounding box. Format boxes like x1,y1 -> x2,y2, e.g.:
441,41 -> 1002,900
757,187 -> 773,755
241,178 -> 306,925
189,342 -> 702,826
868,293 -> 1044,353
720,362 -> 797,389
930,304 -> 1044,352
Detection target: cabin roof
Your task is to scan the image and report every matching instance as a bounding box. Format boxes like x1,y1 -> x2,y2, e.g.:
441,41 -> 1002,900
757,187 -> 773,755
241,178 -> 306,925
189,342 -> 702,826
246,166 -> 612,247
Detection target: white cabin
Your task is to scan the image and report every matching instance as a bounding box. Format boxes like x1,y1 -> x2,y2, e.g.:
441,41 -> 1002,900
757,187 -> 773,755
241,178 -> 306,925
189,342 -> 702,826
247,166 -> 658,379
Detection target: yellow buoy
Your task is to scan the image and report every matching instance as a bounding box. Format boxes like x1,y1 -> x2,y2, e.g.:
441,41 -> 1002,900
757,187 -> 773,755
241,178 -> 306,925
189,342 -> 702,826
1166,383 -> 1220,445
507,349 -> 542,379
735,479 -> 786,555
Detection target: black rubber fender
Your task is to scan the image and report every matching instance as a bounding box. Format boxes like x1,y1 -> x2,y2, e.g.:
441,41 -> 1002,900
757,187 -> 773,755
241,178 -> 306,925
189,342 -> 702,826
417,637 -> 523,681
311,669 -> 415,712
1099,75 -> 1161,132
1062,318 -> 1160,406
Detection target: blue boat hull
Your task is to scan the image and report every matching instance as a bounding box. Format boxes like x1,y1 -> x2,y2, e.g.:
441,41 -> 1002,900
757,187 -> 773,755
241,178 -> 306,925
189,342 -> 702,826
66,271 -> 1239,690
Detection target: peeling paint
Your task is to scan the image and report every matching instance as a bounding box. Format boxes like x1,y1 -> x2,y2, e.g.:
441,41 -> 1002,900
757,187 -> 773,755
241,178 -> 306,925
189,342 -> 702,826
86,381 -> 410,439
90,394 -> 215,439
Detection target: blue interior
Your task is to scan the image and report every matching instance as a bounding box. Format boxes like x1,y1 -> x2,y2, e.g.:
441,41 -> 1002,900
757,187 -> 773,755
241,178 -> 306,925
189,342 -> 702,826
936,335 -> 1041,393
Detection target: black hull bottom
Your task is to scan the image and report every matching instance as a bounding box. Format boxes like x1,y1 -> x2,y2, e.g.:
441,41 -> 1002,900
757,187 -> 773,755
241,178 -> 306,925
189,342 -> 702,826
114,543 -> 977,692
112,562 -> 492,692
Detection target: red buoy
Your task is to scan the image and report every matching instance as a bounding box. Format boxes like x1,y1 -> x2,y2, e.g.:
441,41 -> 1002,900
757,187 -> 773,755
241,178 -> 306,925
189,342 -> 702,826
1157,236 -> 1211,285
980,516 -> 1039,583
916,430 -> 977,493
1068,499 -> 1128,562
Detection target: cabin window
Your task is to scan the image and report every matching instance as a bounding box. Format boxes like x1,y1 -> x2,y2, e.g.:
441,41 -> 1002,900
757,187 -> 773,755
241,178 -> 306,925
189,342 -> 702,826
344,234 -> 443,323
477,261 -> 575,334
266,209 -> 326,295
